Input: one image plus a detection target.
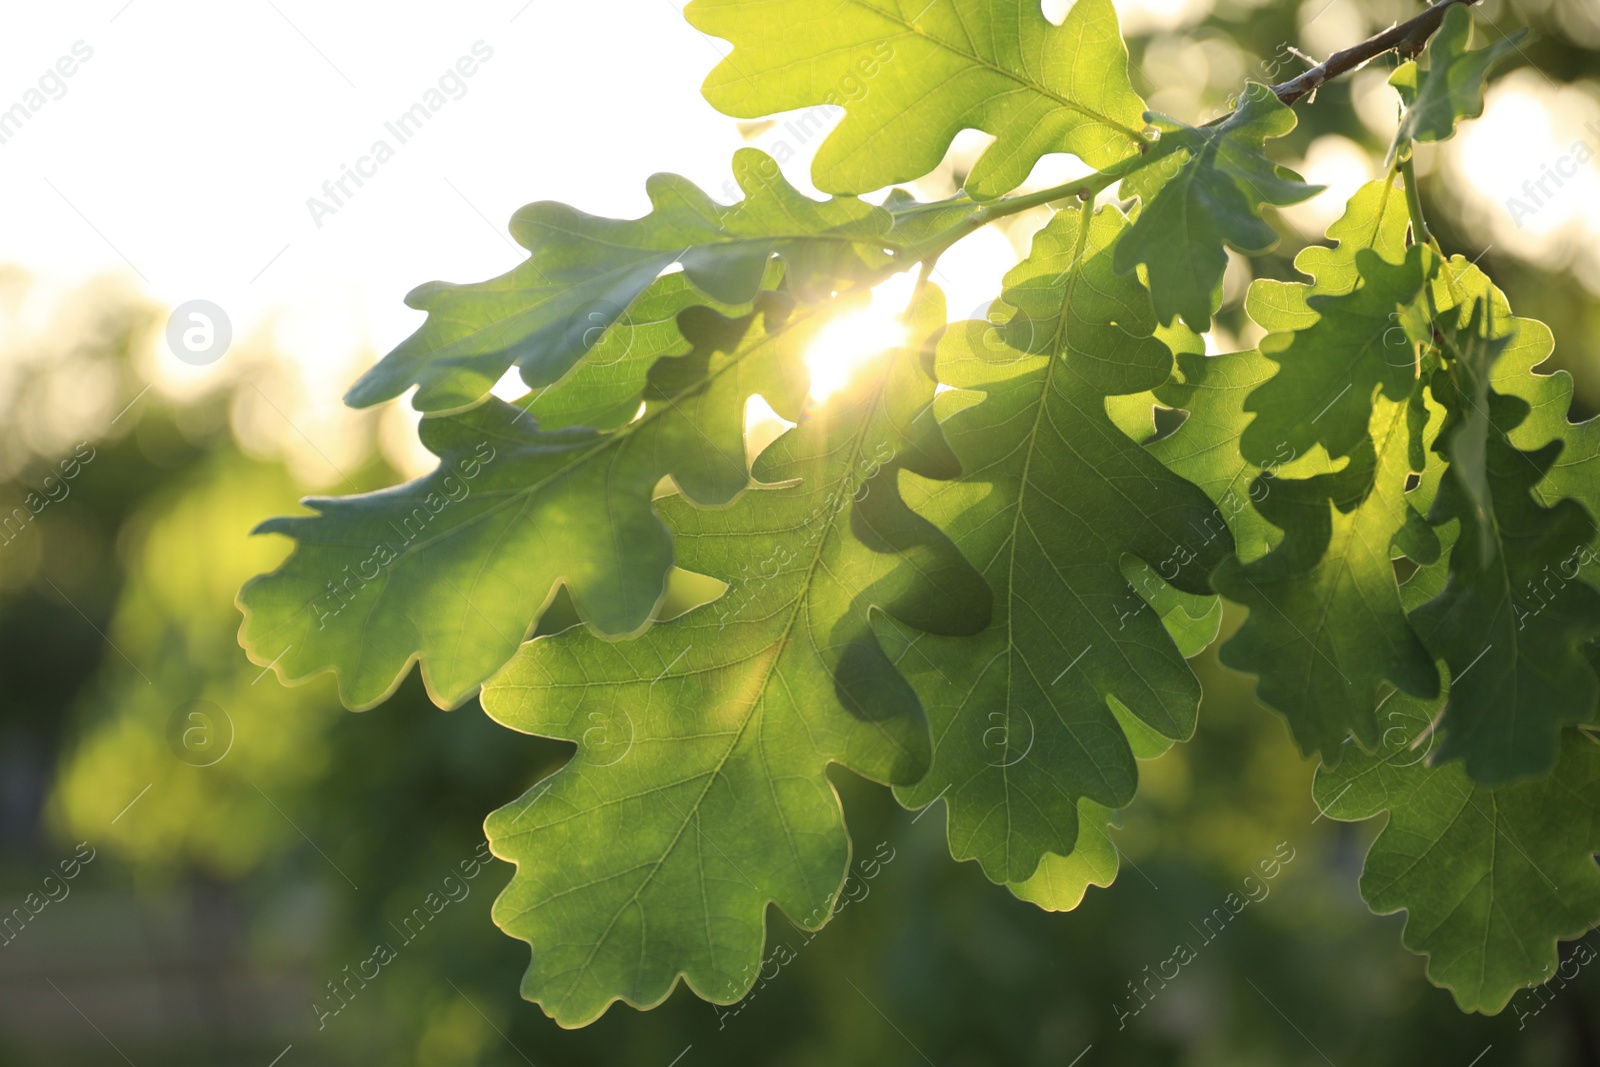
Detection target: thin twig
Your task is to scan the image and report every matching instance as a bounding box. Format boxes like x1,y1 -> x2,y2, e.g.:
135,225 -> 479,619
1270,0 -> 1479,106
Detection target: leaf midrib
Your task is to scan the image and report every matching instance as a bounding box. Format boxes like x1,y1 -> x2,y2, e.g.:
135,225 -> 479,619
550,331 -> 916,1011
994,208 -> 1095,872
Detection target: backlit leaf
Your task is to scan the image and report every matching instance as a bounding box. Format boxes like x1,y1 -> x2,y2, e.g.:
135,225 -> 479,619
1214,395 -> 1441,761
347,148 -> 895,414
686,0 -> 1148,198
1189,180 -> 1440,761
1316,702 -> 1600,1013
1410,375 -> 1600,784
1390,4 -> 1526,150
1114,82 -> 1320,330
1240,244 -> 1435,466
885,204 -> 1232,885
240,295 -> 820,709
480,286 -> 989,1025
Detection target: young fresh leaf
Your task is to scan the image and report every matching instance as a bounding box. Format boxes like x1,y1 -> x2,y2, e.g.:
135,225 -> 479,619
1490,278 -> 1600,575
1315,699 -> 1600,1013
1240,244 -> 1435,466
1150,349 -> 1306,562
346,148 -> 895,414
239,295 -> 821,710
1390,4 -> 1526,150
883,205 -> 1232,885
1245,175 -> 1412,330
1427,255 -> 1567,510
1152,179 -> 1411,561
1114,82 -> 1320,330
1358,256 -> 1600,783
480,286 -> 989,1025
686,0 -> 1147,198
500,185 -> 993,432
1240,175 -> 1422,468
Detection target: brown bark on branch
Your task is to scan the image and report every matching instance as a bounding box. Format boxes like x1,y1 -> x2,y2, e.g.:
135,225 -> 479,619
1269,0 -> 1481,106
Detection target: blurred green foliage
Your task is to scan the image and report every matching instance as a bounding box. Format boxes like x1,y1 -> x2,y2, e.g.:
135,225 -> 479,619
5,0 -> 1600,1063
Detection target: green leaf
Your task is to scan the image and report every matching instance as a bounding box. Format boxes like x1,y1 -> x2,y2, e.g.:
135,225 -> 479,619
488,187 -> 990,433
1315,701 -> 1600,1013
1410,377 -> 1600,783
1151,348 -> 1310,562
1151,179 -> 1410,562
1172,179 -> 1441,761
1123,557 -> 1224,658
1245,175 -> 1412,331
1005,659 -> 1187,911
1113,82 -> 1320,330
1374,257 -> 1600,783
480,285 -> 989,1025
1488,269 -> 1600,598
1213,394 -> 1441,762
686,0 -> 1147,198
1494,338 -> 1594,477
519,268 -> 775,432
878,188 -> 989,258
1429,256 -> 1568,509
1436,300 -> 1512,563
1007,798 -> 1119,911
1240,244 -> 1435,466
884,204 -> 1232,886
346,148 -> 895,414
239,294 -> 822,710
1390,4 -> 1526,150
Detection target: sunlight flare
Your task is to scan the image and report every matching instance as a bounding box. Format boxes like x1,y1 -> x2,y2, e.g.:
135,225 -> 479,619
803,271 -> 921,404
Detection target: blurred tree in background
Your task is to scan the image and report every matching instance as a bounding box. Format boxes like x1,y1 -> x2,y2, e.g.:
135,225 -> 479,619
4,0 -> 1600,1063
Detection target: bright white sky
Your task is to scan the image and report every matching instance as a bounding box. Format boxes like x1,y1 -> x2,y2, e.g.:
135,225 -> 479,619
0,1 -> 756,369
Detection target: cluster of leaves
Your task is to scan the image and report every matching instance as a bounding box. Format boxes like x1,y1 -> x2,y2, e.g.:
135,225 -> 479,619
238,0 -> 1600,1026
